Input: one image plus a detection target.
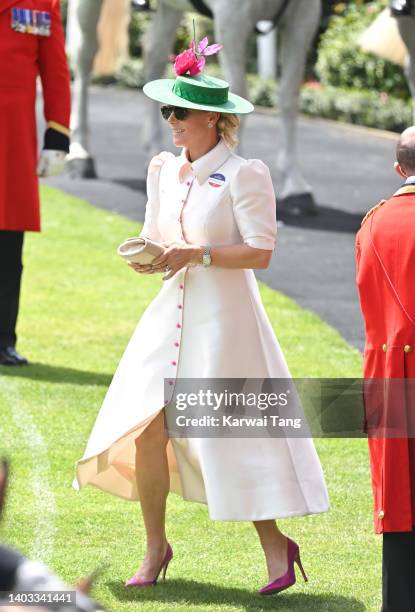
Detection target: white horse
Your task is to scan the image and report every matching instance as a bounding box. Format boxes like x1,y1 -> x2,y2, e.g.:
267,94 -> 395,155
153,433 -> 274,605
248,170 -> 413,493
395,17 -> 415,122
360,2 -> 415,123
67,0 -> 322,214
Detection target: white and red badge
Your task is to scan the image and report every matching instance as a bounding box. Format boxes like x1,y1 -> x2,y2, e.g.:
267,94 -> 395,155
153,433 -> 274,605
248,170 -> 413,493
208,173 -> 226,188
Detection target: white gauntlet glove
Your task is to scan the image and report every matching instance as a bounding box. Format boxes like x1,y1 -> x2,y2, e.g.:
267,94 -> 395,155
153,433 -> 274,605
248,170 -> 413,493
37,149 -> 67,178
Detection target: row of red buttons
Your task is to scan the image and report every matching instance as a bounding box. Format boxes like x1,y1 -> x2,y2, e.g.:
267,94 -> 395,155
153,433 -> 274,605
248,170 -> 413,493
165,282 -> 185,402
165,176 -> 192,402
181,181 -> 192,203
165,171 -> 191,401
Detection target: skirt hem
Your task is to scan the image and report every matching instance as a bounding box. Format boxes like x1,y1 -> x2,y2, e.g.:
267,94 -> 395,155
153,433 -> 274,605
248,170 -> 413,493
72,475 -> 330,522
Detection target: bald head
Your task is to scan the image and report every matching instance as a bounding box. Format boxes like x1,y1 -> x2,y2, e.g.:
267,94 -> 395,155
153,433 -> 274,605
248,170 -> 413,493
397,126 -> 415,175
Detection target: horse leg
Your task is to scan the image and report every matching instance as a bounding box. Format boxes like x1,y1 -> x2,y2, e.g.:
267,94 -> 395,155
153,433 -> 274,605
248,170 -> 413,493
277,0 -> 321,214
67,0 -> 103,178
213,4 -> 251,156
397,16 -> 415,124
142,1 -> 183,161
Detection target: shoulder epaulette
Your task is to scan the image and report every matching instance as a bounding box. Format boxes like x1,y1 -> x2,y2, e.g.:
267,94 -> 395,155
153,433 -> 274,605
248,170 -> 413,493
360,199 -> 387,227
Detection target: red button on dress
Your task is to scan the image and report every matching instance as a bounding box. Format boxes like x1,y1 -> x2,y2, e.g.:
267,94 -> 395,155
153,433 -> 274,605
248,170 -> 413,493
180,284 -> 184,289
178,304 -> 182,309
172,361 -> 177,366
177,323 -> 181,328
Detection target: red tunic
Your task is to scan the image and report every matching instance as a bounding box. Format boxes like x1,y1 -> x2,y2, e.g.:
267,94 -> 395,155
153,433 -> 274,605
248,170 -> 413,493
356,186 -> 415,533
0,0 -> 70,232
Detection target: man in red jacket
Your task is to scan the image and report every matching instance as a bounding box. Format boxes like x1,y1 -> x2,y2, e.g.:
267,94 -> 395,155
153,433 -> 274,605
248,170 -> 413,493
0,0 -> 71,365
356,126 -> 415,611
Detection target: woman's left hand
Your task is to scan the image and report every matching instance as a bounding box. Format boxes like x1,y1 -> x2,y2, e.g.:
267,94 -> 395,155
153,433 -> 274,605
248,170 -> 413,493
150,242 -> 202,280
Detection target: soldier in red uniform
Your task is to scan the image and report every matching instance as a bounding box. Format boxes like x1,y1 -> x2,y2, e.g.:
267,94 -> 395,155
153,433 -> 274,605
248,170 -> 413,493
0,0 -> 71,365
356,126 -> 415,612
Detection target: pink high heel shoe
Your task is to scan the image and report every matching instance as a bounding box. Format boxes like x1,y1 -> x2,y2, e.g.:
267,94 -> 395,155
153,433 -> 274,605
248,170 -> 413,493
259,537 -> 308,595
125,542 -> 173,587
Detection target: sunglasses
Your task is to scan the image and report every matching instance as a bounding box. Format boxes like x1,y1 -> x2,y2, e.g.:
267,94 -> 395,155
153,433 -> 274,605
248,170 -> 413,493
160,105 -> 191,121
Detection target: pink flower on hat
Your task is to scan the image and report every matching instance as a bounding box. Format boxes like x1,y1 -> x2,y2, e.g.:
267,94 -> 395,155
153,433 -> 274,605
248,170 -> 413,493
174,37 -> 222,77
174,41 -> 197,76
197,37 -> 223,56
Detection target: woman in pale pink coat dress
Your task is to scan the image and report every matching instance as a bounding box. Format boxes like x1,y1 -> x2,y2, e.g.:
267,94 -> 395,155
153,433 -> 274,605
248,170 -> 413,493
73,57 -> 329,595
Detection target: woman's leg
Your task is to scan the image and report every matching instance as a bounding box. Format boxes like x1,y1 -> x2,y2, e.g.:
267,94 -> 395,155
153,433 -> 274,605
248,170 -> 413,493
253,520 -> 288,581
132,409 -> 170,580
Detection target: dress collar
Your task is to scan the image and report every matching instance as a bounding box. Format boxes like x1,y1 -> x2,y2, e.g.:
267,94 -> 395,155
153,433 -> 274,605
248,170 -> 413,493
178,137 -> 231,184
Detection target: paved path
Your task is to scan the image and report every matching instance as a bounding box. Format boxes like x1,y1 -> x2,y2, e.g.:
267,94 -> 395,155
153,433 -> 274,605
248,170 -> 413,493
41,86 -> 401,352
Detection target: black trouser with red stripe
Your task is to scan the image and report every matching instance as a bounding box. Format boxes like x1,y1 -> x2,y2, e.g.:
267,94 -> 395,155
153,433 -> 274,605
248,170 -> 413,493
382,526 -> 415,611
0,230 -> 24,349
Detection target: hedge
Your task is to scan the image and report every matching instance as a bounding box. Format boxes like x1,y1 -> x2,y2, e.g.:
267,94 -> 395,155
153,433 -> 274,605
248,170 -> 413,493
316,0 -> 410,100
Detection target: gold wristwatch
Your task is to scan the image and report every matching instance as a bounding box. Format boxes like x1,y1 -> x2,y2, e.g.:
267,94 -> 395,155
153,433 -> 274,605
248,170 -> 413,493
202,245 -> 212,267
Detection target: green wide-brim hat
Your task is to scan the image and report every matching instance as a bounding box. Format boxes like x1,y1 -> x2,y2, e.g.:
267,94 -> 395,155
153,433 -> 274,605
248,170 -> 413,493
143,73 -> 254,114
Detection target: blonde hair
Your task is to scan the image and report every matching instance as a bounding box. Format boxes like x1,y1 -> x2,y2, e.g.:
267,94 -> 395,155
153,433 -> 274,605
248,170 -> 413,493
217,113 -> 240,149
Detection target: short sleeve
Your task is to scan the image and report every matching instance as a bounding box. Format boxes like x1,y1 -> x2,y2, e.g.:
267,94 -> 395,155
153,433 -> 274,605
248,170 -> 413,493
229,159 -> 277,250
139,151 -> 175,242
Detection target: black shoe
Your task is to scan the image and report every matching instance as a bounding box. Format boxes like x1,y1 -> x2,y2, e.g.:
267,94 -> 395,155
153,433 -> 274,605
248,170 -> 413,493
0,346 -> 29,366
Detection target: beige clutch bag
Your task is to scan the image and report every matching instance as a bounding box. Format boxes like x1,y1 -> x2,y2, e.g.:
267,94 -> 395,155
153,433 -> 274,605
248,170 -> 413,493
117,236 -> 165,264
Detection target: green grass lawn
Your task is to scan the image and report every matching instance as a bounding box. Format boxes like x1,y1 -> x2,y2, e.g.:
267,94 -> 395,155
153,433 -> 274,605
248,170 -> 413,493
0,187 -> 379,611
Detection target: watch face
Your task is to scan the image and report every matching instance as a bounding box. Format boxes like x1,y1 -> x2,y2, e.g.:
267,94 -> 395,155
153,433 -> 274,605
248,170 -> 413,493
203,248 -> 211,266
